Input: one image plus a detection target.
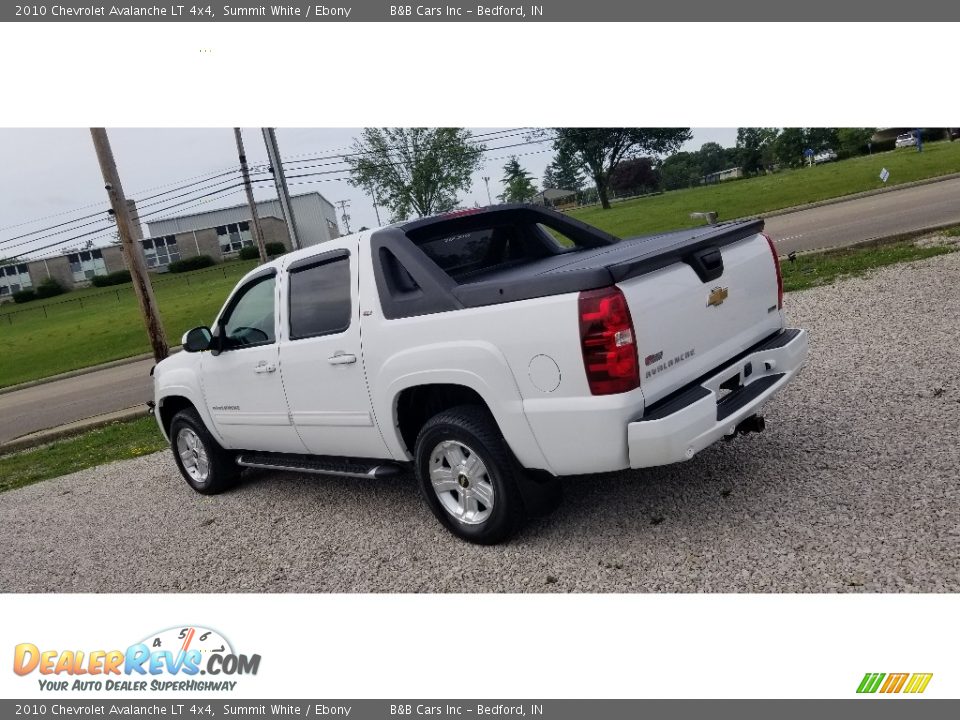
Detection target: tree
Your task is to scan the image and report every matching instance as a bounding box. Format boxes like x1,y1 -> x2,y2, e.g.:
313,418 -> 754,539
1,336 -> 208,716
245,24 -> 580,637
736,128 -> 779,174
607,157 -> 659,196
550,128 -> 691,209
498,156 -> 537,203
542,144 -> 584,192
659,152 -> 702,191
806,128 -> 839,152
344,127 -> 484,221
836,128 -> 876,157
774,127 -> 808,167
697,142 -> 734,176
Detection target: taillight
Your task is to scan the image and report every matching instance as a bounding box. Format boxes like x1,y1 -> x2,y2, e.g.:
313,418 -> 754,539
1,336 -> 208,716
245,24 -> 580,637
763,232 -> 783,309
578,286 -> 639,395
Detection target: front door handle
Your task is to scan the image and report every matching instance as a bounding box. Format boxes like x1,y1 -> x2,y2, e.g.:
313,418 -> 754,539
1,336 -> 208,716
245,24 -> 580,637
254,361 -> 276,374
328,353 -> 357,365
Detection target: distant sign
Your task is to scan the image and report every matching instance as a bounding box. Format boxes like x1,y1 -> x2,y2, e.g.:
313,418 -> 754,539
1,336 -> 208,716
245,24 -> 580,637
803,148 -> 815,157
880,168 -> 890,183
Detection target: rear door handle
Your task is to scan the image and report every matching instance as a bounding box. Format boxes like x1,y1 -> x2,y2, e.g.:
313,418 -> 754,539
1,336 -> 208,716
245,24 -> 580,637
254,362 -> 276,374
328,353 -> 357,365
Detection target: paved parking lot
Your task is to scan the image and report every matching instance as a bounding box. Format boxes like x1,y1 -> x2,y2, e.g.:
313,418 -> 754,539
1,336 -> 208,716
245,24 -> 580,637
1,251 -> 958,593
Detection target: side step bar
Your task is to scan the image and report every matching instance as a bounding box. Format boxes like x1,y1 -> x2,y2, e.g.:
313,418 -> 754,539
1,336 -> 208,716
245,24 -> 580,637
236,452 -> 403,480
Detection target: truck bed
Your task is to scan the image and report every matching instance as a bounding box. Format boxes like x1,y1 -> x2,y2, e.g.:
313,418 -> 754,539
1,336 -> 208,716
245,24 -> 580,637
451,218 -> 765,309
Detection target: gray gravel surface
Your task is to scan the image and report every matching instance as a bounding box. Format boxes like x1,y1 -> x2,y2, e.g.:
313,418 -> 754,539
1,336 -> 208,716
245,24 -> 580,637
2,253 -> 959,593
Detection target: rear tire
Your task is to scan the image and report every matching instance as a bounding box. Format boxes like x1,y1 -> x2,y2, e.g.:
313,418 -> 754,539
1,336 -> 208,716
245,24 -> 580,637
169,408 -> 239,495
414,405 -> 525,544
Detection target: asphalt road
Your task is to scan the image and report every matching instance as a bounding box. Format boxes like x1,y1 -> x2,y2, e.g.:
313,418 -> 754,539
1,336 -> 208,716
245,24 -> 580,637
0,359 -> 154,445
765,176 -> 960,254
0,176 -> 957,445
1,252 -> 958,592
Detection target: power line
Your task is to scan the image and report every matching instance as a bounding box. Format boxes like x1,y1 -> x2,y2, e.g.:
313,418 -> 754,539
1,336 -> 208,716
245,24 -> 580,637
3,128 -> 565,258
3,182 -> 251,261
0,171 -> 261,253
0,165 -> 242,236
278,127 -> 534,168
24,188 -> 250,263
0,168 -> 249,252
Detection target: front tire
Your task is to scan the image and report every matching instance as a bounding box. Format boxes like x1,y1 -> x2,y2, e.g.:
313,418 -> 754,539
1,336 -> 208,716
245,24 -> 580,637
414,405 -> 526,544
169,408 -> 239,495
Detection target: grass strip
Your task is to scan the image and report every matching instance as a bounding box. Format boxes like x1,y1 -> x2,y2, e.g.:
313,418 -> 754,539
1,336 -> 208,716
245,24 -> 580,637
0,415 -> 167,493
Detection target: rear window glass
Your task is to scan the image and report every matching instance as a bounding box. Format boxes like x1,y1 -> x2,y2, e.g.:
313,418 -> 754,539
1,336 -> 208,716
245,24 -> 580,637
418,224 -> 563,282
419,228 -> 503,276
288,256 -> 351,339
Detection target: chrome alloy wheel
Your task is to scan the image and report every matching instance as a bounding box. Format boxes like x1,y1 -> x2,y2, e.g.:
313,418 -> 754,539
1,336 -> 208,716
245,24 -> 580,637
429,440 -> 495,525
176,427 -> 210,483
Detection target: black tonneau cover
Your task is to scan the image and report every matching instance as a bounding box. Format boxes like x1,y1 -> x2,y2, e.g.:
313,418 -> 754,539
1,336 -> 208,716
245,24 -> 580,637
371,205 -> 765,318
451,218 -> 765,309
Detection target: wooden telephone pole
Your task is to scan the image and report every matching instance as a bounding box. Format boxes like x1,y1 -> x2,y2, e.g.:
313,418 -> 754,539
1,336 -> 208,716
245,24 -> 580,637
90,128 -> 169,362
261,127 -> 302,250
233,128 -> 268,264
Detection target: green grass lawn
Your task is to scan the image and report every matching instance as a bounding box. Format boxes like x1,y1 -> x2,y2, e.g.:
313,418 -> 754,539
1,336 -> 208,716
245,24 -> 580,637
569,140 -> 960,237
0,260 -> 257,387
781,239 -> 957,292
0,415 -> 167,494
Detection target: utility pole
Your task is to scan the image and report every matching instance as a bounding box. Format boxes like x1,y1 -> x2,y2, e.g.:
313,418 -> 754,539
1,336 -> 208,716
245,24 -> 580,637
337,200 -> 352,234
482,176 -> 492,205
366,184 -> 381,226
234,128 -> 268,264
261,127 -> 302,250
90,128 -> 168,362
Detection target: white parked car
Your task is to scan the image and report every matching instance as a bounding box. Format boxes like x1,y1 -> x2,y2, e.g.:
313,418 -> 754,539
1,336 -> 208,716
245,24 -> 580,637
813,149 -> 838,164
896,132 -> 918,148
151,205 -> 808,543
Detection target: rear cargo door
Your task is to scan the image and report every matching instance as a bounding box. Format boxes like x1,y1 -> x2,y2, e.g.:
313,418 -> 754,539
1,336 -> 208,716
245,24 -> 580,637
618,233 -> 783,406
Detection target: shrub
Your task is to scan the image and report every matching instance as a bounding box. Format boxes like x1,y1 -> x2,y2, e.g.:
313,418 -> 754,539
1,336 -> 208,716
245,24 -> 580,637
237,243 -> 286,260
35,278 -> 65,299
167,255 -> 215,273
91,270 -> 131,287
12,289 -> 36,303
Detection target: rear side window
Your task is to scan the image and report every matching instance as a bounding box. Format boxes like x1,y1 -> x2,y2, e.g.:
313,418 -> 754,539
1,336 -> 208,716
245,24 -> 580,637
288,256 -> 352,339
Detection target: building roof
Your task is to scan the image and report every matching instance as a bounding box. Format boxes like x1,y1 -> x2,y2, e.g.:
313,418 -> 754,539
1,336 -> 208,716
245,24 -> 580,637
146,190 -> 334,226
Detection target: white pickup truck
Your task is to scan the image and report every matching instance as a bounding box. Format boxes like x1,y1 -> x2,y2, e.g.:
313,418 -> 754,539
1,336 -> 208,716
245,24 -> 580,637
152,205 -> 807,543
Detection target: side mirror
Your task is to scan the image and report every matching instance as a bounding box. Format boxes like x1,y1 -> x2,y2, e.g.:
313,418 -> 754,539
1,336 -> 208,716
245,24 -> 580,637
182,326 -> 212,353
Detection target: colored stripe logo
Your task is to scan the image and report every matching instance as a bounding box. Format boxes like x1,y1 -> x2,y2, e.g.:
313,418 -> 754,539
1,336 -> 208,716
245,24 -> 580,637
857,673 -> 933,694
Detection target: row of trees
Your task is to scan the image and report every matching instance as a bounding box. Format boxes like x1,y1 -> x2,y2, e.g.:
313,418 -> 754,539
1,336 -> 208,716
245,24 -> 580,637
735,127 -> 876,174
344,127 -> 881,222
345,127 -> 693,220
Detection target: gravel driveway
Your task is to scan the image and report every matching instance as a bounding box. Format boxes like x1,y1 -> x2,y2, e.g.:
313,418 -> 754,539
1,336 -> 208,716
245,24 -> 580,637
2,253 -> 958,593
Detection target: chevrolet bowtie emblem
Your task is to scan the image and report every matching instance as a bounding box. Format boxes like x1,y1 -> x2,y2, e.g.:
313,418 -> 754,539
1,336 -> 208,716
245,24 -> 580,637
707,287 -> 729,307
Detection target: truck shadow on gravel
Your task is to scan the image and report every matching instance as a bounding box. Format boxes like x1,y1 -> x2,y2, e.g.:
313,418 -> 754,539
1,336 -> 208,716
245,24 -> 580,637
525,442 -> 777,541
232,435 -> 785,548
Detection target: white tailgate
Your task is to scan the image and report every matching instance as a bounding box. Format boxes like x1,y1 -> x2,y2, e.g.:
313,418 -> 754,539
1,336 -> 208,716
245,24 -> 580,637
620,234 -> 783,406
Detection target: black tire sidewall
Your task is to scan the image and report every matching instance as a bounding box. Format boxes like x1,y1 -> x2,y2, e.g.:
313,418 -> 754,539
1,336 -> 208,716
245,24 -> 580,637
414,407 -> 523,544
169,409 -> 236,495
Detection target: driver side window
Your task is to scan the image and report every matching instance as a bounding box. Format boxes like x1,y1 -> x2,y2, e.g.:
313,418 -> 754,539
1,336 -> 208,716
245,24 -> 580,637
220,274 -> 276,349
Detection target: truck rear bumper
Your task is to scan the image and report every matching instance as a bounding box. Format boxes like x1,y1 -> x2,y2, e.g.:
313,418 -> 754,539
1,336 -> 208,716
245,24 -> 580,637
627,328 -> 808,468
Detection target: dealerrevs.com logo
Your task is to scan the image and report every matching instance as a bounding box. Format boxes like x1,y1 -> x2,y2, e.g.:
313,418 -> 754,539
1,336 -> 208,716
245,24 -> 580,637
13,626 -> 261,692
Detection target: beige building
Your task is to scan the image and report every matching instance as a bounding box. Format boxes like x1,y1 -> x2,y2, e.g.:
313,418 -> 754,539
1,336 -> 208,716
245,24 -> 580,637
143,191 -> 340,270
